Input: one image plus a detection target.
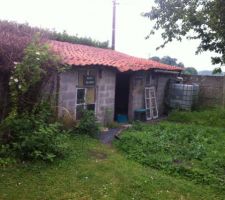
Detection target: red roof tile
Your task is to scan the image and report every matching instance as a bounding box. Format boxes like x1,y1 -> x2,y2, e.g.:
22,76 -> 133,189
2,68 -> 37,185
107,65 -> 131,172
48,40 -> 182,72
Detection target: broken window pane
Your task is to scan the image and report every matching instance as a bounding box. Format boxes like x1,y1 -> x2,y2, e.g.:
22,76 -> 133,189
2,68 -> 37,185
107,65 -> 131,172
77,88 -> 85,104
87,104 -> 95,111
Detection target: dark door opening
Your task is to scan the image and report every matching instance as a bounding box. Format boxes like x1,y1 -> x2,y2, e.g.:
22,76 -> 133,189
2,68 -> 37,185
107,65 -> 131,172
114,73 -> 130,122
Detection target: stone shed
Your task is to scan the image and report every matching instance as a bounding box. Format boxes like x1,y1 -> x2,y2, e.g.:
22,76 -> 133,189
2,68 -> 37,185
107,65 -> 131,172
49,40 -> 182,124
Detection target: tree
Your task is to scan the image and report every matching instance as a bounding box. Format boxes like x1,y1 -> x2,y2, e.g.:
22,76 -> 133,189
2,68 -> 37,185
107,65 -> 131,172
151,56 -> 161,62
183,67 -> 198,75
0,20 -> 109,72
143,0 -> 225,68
150,56 -> 184,67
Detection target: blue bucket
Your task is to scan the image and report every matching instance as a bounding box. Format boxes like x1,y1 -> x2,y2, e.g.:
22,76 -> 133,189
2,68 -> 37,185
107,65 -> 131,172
117,114 -> 128,123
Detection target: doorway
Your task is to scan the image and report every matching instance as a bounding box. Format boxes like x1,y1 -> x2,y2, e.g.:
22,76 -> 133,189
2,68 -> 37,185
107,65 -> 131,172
114,73 -> 130,122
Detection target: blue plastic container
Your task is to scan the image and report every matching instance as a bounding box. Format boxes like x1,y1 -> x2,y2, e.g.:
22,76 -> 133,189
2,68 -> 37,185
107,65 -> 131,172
117,114 -> 128,123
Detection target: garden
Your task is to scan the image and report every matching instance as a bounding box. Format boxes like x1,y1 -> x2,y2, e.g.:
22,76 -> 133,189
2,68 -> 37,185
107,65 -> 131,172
115,108 -> 225,192
1,21 -> 225,200
1,109 -> 225,199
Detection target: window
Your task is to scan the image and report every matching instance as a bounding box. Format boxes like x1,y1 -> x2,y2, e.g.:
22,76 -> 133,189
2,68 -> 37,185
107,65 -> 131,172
75,87 -> 96,120
75,69 -> 97,120
77,88 -> 85,104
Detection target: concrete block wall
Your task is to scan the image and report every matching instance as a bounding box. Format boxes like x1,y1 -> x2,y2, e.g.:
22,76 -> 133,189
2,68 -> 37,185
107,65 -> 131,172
182,75 -> 225,107
58,68 -> 116,124
157,74 -> 175,115
58,70 -> 78,118
96,69 -> 116,124
128,71 -> 176,120
128,72 -> 145,119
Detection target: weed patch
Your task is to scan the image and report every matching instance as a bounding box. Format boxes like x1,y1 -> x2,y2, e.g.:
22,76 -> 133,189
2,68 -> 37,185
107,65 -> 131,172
168,108 -> 225,128
115,122 -> 225,189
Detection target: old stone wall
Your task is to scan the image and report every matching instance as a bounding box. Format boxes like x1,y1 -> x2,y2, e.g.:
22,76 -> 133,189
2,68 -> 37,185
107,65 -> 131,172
182,75 -> 225,107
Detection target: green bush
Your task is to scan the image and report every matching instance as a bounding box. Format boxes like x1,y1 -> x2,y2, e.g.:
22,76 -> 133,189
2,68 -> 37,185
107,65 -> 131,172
12,122 -> 69,161
75,110 -> 100,138
0,144 -> 16,167
0,103 -> 70,162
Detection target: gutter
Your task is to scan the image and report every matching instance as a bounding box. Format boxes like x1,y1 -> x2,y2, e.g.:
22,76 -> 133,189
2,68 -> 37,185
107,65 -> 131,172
153,69 -> 181,74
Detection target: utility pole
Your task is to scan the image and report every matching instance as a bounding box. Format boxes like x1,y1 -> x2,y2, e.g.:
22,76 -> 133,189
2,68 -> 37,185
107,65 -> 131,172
112,0 -> 117,50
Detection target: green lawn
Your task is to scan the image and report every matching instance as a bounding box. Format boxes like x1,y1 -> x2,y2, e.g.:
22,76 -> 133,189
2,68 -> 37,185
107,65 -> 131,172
1,134 -> 224,200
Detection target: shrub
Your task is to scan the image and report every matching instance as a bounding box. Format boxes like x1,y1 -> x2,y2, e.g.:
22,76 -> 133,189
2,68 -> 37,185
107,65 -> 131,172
75,110 -> 100,138
0,103 -> 70,162
12,122 -> 69,161
0,144 -> 16,167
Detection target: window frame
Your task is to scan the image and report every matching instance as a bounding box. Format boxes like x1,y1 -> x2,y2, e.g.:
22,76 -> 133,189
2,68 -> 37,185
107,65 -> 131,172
75,87 -> 97,120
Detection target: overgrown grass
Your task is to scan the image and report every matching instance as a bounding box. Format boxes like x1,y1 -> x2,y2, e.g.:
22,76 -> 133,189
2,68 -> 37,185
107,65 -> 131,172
168,107 -> 225,128
1,135 -> 224,200
115,110 -> 225,193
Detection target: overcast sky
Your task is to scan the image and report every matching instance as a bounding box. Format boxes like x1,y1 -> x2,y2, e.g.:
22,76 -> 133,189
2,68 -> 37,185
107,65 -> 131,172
0,0 -> 221,71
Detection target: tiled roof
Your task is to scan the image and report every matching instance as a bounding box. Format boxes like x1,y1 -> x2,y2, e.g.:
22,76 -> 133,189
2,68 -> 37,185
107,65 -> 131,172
49,40 -> 182,72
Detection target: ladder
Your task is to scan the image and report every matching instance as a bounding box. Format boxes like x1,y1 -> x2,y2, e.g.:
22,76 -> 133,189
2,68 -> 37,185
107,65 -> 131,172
145,87 -> 158,120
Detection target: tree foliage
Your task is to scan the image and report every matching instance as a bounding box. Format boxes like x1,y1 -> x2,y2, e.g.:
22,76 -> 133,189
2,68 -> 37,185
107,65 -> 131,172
183,67 -> 198,75
143,0 -> 225,66
52,31 -> 109,49
0,20 -> 109,71
151,56 -> 184,67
